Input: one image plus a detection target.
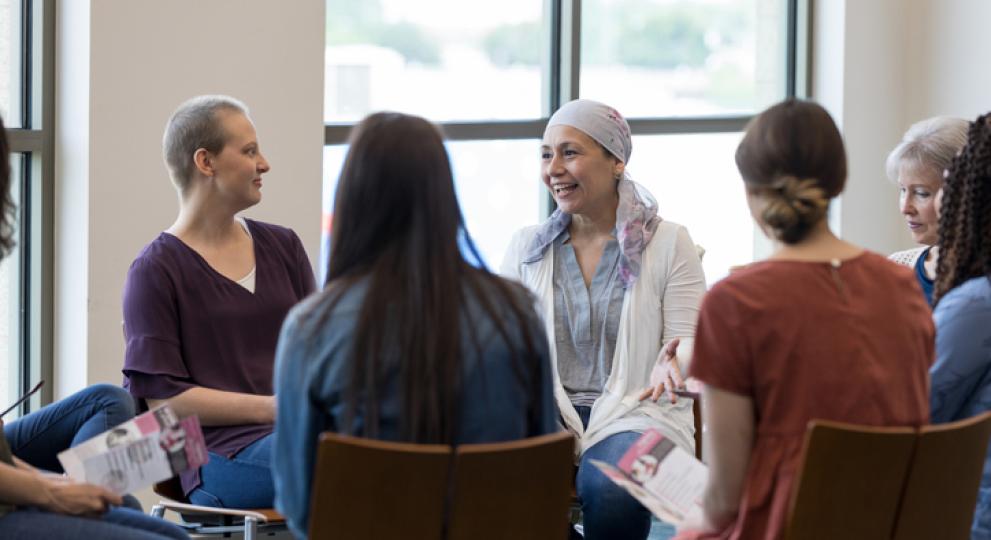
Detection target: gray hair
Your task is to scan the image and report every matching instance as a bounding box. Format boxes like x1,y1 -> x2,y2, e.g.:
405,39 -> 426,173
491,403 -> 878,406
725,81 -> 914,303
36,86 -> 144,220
162,95 -> 249,191
885,116 -> 968,182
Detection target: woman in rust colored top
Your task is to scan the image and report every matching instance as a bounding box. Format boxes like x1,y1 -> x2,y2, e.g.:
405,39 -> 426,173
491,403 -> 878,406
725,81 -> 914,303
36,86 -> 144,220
676,99 -> 933,540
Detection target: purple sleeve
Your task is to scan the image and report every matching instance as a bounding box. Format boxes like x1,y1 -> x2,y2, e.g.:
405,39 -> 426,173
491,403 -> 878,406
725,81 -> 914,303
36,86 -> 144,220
122,256 -> 192,400
291,230 -> 317,296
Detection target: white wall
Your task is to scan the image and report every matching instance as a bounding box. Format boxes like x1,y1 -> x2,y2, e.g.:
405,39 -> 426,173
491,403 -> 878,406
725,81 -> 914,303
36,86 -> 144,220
814,0 -> 991,255
55,0 -> 325,396
905,0 -> 991,121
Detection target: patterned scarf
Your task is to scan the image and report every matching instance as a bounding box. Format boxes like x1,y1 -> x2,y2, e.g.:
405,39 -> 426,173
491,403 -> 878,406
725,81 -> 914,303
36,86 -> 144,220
522,175 -> 661,287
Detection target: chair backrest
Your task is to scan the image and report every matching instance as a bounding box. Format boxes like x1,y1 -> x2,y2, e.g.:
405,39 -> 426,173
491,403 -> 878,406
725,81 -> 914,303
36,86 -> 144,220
893,411 -> 991,540
692,397 -> 702,460
309,431 -> 574,540
447,431 -> 574,540
308,433 -> 451,540
783,420 -> 917,540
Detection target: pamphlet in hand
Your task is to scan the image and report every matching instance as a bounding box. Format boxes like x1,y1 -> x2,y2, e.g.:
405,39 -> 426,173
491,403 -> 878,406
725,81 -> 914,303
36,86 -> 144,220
57,405 -> 208,495
591,429 -> 708,525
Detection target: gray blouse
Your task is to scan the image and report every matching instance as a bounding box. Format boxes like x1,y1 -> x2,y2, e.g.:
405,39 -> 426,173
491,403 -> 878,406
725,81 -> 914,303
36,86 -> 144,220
552,231 -> 627,407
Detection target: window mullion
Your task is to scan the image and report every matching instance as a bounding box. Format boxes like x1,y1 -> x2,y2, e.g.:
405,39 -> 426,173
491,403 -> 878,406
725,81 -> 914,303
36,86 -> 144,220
33,0 -> 55,410
559,0 -> 580,105
544,0 -> 560,117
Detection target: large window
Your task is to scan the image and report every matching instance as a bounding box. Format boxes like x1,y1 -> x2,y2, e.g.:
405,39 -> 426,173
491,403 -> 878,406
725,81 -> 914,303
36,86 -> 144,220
1,0 -> 54,415
323,0 -> 807,284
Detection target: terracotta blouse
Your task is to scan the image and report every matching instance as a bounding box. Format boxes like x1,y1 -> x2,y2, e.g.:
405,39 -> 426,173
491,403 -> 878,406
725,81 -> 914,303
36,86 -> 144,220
682,252 -> 933,540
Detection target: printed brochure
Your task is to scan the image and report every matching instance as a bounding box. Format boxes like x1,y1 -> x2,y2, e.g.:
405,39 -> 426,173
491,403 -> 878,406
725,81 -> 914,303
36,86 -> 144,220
591,428 -> 707,525
58,405 -> 208,495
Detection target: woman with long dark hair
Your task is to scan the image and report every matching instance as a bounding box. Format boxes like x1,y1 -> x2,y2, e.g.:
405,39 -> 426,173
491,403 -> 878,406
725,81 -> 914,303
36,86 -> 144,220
929,113 -> 991,538
271,112 -> 557,539
676,99 -> 932,539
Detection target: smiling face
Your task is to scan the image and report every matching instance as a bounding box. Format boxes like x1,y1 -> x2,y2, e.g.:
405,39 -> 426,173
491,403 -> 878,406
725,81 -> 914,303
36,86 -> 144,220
206,111 -> 270,210
540,125 -> 623,217
897,163 -> 943,245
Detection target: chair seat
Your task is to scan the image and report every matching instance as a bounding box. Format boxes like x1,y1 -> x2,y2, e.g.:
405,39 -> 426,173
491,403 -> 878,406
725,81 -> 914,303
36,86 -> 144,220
150,477 -> 286,539
153,499 -> 284,523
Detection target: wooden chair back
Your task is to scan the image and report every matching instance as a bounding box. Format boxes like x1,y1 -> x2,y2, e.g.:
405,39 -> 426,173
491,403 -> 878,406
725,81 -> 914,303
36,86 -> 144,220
447,431 -> 574,540
783,420 -> 916,540
309,431 -> 574,540
893,411 -> 991,540
308,433 -> 451,540
692,397 -> 702,459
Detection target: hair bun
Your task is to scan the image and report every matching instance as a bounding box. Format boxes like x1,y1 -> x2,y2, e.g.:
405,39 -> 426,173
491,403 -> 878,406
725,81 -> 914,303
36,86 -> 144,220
761,176 -> 829,243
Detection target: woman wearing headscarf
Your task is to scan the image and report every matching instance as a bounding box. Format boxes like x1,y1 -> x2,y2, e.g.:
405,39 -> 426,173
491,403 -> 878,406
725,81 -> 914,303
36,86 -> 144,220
886,117 -> 968,305
501,99 -> 707,540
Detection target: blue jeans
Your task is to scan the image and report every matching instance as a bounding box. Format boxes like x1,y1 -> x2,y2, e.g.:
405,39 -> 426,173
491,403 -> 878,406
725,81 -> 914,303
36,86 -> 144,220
575,405 -> 653,540
5,384 -> 135,473
0,506 -> 189,540
188,433 -> 274,508
974,486 -> 991,540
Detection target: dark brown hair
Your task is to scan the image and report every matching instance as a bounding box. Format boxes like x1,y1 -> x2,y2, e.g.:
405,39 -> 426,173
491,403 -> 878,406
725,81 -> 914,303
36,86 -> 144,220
933,113 -> 991,305
0,115 -> 17,259
735,99 -> 847,244
306,112 -> 544,444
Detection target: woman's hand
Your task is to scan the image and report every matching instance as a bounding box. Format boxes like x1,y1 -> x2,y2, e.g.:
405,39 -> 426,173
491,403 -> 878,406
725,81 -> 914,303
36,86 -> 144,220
36,476 -> 122,516
638,338 -> 684,403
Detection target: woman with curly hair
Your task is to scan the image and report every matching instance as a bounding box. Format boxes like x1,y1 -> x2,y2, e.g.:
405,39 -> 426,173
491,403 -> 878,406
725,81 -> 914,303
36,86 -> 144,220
929,113 -> 991,539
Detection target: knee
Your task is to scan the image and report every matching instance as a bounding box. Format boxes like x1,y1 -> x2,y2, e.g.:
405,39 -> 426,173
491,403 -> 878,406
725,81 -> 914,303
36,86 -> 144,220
87,384 -> 136,421
576,464 -> 650,538
576,465 -> 633,511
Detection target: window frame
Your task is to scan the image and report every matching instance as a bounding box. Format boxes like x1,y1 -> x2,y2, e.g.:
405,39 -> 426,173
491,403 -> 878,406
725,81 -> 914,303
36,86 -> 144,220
4,0 -> 55,413
322,0 -> 810,259
324,0 -> 809,138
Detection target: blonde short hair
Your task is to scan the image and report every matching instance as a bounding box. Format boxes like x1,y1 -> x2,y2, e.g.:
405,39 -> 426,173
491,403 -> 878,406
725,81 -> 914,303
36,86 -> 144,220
162,95 -> 249,191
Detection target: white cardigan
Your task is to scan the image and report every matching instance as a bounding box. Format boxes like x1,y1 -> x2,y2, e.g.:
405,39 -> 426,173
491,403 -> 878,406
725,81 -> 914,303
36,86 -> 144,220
889,246 -> 927,268
500,221 -> 707,455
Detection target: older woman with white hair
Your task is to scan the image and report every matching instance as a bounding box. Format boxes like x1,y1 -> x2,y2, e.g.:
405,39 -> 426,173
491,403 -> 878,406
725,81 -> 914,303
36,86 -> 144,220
502,99 -> 706,540
887,116 -> 968,305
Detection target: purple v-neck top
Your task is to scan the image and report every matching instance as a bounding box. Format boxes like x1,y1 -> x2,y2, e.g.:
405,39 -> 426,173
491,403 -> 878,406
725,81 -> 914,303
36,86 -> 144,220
122,219 -> 316,494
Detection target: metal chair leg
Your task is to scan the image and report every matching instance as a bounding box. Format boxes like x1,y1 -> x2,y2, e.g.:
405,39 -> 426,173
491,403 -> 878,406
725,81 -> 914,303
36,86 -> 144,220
150,504 -> 165,519
244,516 -> 258,540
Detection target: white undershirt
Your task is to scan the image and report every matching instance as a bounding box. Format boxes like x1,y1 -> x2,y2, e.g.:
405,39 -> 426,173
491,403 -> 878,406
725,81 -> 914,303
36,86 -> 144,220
234,217 -> 256,293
